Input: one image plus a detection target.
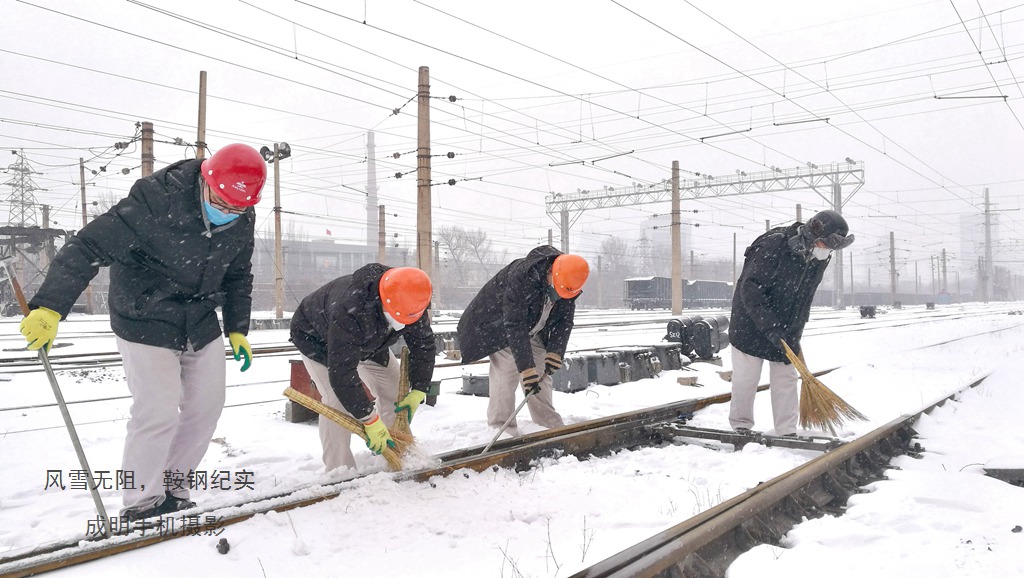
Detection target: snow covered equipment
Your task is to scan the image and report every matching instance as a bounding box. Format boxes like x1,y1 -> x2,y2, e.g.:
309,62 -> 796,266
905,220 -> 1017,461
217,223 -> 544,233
283,387 -> 412,471
3,262 -> 111,537
780,339 -> 867,435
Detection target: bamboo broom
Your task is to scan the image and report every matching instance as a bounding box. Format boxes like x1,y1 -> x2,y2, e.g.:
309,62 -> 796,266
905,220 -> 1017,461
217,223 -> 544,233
282,387 -> 411,471
391,346 -> 413,437
780,340 -> 867,436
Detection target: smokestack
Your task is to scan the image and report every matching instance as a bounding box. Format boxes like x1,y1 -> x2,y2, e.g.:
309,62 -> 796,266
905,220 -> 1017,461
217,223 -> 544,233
366,131 -> 379,247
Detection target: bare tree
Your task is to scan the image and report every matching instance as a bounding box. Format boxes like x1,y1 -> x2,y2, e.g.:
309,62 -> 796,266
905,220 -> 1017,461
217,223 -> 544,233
436,225 -> 470,285
88,190 -> 127,220
463,228 -> 494,278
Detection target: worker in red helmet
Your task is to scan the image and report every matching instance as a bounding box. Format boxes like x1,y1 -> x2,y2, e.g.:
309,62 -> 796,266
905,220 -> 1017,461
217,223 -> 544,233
290,265 -> 436,470
20,144 -> 267,522
458,246 -> 589,437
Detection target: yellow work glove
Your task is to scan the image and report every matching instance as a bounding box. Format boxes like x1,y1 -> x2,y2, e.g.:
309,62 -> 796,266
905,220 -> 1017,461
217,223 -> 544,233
228,332 -> 252,372
20,307 -> 61,352
543,352 -> 562,375
395,390 -> 427,423
361,414 -> 396,455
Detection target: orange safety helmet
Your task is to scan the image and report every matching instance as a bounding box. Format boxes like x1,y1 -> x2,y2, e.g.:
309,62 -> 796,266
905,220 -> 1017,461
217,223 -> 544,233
200,144 -> 267,207
551,253 -> 589,299
378,267 -> 433,324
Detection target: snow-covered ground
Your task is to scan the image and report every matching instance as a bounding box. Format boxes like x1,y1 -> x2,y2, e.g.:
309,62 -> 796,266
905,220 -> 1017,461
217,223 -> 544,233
1,303 -> 1023,577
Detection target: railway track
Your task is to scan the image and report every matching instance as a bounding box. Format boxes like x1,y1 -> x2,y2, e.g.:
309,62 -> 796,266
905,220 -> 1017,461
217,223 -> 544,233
0,361 -> 980,578
0,310 -> 1017,575
0,306 -> 1012,376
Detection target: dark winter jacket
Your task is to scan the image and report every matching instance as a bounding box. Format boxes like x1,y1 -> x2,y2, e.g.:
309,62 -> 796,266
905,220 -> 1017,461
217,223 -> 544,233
729,222 -> 829,363
458,245 -> 578,372
289,263 -> 437,420
29,159 -> 254,351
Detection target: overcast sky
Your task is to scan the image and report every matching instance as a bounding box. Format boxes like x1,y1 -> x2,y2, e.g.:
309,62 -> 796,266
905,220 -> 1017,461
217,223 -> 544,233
3,0 -> 1024,289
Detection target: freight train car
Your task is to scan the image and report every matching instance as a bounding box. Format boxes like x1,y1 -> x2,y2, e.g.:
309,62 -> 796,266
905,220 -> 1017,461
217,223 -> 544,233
623,276 -> 673,309
623,277 -> 733,310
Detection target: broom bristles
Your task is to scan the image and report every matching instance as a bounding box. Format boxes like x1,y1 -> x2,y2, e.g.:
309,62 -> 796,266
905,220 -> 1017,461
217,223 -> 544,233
391,346 -> 413,437
780,340 -> 867,436
283,386 -> 412,471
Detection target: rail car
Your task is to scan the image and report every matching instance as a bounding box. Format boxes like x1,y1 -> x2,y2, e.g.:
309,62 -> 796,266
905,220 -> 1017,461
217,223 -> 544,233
623,276 -> 733,310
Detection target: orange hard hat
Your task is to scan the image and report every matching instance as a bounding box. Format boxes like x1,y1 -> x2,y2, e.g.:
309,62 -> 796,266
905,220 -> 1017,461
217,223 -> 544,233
378,267 -> 433,324
200,144 -> 267,207
551,253 -> 589,299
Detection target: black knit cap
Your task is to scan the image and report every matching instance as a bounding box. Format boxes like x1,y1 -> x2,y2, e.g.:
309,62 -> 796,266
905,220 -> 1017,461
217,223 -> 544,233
803,210 -> 854,250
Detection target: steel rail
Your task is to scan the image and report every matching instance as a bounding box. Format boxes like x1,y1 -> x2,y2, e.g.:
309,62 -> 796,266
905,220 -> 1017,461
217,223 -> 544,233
0,395 -> 731,577
569,375 -> 989,578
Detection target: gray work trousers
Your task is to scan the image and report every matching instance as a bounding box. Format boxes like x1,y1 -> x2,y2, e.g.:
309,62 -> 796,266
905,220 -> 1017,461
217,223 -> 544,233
486,337 -> 564,434
301,349 -> 399,471
728,347 -> 799,435
117,336 -> 226,511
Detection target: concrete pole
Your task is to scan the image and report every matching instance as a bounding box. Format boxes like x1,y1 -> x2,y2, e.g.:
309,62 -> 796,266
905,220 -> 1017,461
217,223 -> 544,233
941,248 -> 947,293
273,144 -> 283,320
560,210 -> 570,252
141,122 -> 154,177
889,231 -> 897,306
671,161 -> 682,315
434,240 -> 441,309
366,131 -> 379,247
80,158 -> 93,314
196,71 -> 207,159
416,66 -> 433,281
732,232 -> 737,284
984,188 -> 992,301
378,205 -> 386,264
849,252 -> 854,305
832,182 -> 845,309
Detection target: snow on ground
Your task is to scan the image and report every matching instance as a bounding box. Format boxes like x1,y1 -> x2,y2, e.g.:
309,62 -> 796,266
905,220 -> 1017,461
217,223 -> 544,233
1,304 -> 1023,577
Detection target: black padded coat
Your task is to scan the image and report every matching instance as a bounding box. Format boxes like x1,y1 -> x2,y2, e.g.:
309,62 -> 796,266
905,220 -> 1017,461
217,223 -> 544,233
29,159 -> 254,351
289,263 -> 437,420
729,222 -> 829,363
457,245 -> 577,372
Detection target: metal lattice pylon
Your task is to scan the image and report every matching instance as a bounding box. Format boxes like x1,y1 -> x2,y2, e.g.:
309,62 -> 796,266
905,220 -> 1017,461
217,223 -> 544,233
4,149 -> 44,227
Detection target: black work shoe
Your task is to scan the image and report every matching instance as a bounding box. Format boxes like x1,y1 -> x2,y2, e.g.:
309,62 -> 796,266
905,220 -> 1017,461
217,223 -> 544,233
163,492 -> 196,512
734,428 -> 753,435
120,494 -> 195,522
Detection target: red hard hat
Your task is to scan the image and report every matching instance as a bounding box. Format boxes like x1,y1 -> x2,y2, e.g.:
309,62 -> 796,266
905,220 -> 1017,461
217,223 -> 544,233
551,253 -> 589,299
200,144 -> 267,207
379,267 -> 433,324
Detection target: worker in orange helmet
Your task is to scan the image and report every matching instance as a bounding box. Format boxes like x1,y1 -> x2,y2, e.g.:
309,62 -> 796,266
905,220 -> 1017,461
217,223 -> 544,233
458,246 -> 589,437
290,265 -> 436,470
20,143 -> 266,522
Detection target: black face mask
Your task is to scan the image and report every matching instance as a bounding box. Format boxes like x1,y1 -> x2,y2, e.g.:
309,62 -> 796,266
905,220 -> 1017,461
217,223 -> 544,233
545,284 -> 561,302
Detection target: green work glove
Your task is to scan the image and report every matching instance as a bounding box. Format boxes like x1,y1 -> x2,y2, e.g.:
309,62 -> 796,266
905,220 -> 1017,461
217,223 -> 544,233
395,390 -> 427,423
362,414 -> 396,455
20,307 -> 60,352
228,332 -> 252,372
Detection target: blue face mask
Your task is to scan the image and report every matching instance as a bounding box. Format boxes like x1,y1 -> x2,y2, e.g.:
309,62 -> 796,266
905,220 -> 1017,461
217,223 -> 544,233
204,200 -> 240,226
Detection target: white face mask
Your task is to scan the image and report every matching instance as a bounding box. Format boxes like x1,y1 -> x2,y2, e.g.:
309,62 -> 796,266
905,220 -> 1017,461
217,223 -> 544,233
811,246 -> 832,260
384,311 -> 406,331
